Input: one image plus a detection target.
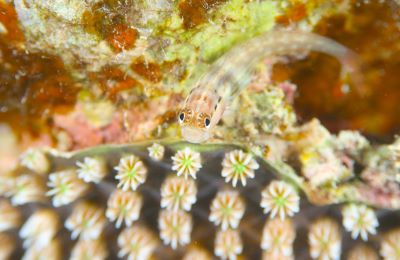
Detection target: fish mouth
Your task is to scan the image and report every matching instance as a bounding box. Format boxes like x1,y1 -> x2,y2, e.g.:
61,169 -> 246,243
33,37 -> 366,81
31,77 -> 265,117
181,127 -> 210,143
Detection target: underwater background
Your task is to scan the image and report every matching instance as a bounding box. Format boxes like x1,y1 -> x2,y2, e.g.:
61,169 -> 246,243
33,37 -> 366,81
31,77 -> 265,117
0,0 -> 399,259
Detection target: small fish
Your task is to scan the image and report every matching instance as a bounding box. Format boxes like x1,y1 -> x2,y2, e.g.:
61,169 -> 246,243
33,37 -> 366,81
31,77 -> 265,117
178,30 -> 360,143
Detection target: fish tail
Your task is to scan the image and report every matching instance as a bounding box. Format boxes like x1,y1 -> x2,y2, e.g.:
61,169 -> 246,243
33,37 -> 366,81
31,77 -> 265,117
339,49 -> 365,96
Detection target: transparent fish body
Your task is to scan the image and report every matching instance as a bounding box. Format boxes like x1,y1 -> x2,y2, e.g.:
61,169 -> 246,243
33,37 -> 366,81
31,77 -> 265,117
178,30 -> 360,143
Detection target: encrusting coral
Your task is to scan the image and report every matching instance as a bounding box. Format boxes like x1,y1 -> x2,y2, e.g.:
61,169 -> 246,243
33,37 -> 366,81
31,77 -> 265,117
0,140 -> 397,259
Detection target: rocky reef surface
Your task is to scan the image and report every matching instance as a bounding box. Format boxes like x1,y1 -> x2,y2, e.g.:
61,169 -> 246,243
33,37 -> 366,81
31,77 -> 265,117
0,0 -> 400,259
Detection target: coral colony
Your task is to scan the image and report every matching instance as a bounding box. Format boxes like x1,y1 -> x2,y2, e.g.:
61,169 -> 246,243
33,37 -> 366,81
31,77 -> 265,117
0,1 -> 400,260
1,140 -> 399,259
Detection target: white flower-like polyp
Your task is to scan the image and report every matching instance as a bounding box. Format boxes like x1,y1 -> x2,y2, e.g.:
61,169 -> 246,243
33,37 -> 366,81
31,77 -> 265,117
342,203 -> 378,241
76,156 -> 107,183
147,143 -> 165,161
11,174 -> 47,205
46,169 -> 89,207
214,229 -> 243,260
221,149 -> 259,187
160,175 -> 197,211
209,190 -> 245,230
118,225 -> 158,260
260,180 -> 300,220
342,203 -> 379,241
308,218 -> 341,260
171,147 -> 202,179
115,155 -> 148,191
19,209 -> 59,249
65,201 -> 106,240
70,238 -> 108,260
22,238 -> 61,260
380,228 -> 400,260
261,218 -> 296,258
159,210 -> 192,249
20,148 -> 50,175
106,189 -> 142,228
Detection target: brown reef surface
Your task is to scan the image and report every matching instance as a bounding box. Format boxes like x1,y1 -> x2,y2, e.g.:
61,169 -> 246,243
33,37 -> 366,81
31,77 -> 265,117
0,0 -> 399,146
280,1 -> 400,141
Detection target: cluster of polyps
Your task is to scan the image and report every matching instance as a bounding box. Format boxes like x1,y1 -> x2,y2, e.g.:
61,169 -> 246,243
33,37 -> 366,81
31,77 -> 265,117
0,144 -> 397,260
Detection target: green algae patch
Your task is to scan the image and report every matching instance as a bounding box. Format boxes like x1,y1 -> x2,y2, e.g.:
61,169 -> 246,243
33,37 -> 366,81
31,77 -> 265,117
191,0 -> 278,62
159,0 -> 278,93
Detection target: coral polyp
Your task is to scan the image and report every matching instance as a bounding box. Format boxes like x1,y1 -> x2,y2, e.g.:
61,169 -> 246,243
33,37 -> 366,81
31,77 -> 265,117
106,189 -> 143,228
209,190 -> 245,230
171,147 -> 202,179
115,155 -> 148,191
261,218 -> 296,258
260,180 -> 300,220
11,174 -> 47,205
76,156 -> 107,183
158,209 -> 193,249
214,229 -> 243,260
65,201 -> 106,240
342,203 -> 378,241
148,143 -> 165,161
160,175 -> 197,212
117,225 -> 158,260
0,140 -> 399,258
380,228 -> 400,260
46,169 -> 89,207
221,149 -> 259,187
19,209 -> 59,249
70,238 -> 108,260
20,149 -> 50,175
308,218 -> 342,260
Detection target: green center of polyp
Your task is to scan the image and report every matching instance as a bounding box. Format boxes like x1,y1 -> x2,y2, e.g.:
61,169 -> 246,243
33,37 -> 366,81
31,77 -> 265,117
16,184 -> 24,193
182,158 -> 192,168
174,193 -> 182,199
59,183 -> 68,194
274,196 -> 287,207
131,243 -> 138,252
357,217 -> 365,227
172,225 -> 179,233
223,207 -> 232,216
127,168 -> 137,178
233,163 -> 245,174
83,220 -> 90,228
119,206 -> 126,214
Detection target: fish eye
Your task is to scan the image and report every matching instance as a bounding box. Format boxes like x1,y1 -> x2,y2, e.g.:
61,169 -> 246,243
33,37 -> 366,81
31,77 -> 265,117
204,117 -> 211,128
179,112 -> 185,122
